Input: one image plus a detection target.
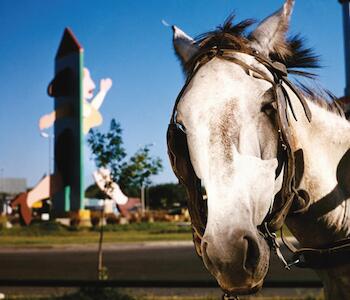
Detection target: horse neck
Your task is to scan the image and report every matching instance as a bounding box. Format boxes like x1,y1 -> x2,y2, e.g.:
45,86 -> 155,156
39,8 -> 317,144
286,99 -> 350,247
285,100 -> 350,299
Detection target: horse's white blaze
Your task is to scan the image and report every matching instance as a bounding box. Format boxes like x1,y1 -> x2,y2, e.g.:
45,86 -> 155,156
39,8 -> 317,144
204,150 -> 277,230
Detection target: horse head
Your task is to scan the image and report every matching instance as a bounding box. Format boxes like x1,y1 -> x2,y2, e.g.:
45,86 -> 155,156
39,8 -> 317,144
169,0 -> 302,295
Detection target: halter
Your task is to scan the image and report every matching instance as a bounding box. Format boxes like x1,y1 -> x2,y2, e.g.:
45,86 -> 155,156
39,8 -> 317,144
167,46 -> 350,296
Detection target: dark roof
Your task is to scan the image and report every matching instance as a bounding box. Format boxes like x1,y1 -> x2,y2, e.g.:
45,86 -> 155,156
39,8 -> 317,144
0,178 -> 27,195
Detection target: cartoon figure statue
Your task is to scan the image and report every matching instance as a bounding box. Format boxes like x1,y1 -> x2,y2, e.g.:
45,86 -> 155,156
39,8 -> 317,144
11,68 -> 112,225
39,68 -> 112,133
93,168 -> 141,219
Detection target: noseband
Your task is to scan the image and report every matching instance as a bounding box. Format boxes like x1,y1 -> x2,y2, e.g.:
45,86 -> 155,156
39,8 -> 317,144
167,46 -> 350,285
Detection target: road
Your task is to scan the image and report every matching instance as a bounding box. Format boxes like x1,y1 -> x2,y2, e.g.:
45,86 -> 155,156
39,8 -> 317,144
0,241 -> 322,298
0,241 -> 320,281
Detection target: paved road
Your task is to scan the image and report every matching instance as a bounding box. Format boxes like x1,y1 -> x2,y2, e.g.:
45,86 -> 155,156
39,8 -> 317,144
0,241 -> 319,283
0,241 -> 323,298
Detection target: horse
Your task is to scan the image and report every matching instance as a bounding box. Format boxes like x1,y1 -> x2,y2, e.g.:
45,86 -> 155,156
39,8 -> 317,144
167,0 -> 350,299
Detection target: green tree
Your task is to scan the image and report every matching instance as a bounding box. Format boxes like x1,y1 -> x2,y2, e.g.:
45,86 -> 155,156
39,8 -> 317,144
87,119 -> 126,177
87,119 -> 163,197
148,183 -> 187,209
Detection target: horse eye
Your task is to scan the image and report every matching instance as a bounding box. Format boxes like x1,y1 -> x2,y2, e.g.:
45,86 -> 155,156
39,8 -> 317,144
247,69 -> 264,80
261,102 -> 275,114
252,72 -> 264,80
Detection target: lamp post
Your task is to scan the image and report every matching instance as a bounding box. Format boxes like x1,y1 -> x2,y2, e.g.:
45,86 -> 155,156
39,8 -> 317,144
40,131 -> 53,175
0,168 -> 3,192
0,168 -> 3,215
339,0 -> 350,98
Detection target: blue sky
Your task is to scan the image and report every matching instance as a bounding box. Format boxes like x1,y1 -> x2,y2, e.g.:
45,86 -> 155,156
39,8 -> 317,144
0,0 -> 345,188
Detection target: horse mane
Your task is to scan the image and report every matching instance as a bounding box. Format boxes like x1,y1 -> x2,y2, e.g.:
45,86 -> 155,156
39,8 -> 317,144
183,15 -> 344,117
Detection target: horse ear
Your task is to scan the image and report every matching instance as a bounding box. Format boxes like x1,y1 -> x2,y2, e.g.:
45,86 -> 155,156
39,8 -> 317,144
250,0 -> 294,57
172,25 -> 197,65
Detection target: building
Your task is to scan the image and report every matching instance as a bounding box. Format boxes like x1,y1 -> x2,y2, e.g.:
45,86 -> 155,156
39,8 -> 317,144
0,177 -> 27,214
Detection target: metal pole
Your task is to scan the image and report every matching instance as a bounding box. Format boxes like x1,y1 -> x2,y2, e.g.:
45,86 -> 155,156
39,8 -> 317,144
48,133 -> 52,175
0,169 -> 3,193
40,132 -> 52,176
340,0 -> 350,96
0,168 -> 3,215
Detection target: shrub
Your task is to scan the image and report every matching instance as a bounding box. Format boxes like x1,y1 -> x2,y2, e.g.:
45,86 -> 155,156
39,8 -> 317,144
90,211 -> 101,227
106,213 -> 119,225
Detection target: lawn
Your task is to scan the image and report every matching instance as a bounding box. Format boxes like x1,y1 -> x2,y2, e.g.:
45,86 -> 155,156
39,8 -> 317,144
0,221 -> 193,247
0,221 -> 294,247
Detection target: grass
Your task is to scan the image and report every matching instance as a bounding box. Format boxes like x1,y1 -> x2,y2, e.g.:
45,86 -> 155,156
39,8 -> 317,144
0,221 -> 193,247
4,287 -> 324,300
0,221 -> 294,247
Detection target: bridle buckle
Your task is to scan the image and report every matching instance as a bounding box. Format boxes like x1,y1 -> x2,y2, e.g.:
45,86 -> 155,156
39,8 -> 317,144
260,223 -> 291,270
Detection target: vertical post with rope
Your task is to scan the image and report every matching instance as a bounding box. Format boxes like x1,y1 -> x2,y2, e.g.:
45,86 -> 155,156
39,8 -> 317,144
97,199 -> 107,280
141,184 -> 145,215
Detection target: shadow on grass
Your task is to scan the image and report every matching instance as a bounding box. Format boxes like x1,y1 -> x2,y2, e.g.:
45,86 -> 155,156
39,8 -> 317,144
54,287 -> 135,300
9,287 -> 135,300
6,287 -> 323,300
50,289 -> 322,300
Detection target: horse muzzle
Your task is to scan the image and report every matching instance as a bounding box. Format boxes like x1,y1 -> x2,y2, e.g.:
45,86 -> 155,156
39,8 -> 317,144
201,229 -> 270,295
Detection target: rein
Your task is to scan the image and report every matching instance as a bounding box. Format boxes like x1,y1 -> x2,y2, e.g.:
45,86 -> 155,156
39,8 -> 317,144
167,47 -> 350,296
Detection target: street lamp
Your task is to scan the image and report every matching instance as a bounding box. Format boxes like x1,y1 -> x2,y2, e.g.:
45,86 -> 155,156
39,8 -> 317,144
339,0 -> 350,98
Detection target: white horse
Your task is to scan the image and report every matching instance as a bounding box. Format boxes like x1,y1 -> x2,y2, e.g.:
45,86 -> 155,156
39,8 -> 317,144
168,0 -> 350,299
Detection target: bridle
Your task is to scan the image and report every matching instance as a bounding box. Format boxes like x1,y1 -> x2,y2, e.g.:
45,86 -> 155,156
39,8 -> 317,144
168,45 -> 312,242
167,46 -> 350,297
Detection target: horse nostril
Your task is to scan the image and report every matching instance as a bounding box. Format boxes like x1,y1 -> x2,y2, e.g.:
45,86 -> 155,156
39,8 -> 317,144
243,235 -> 260,274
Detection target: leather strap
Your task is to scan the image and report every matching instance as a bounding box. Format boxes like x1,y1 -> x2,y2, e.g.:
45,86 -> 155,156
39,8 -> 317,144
289,238 -> 350,269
